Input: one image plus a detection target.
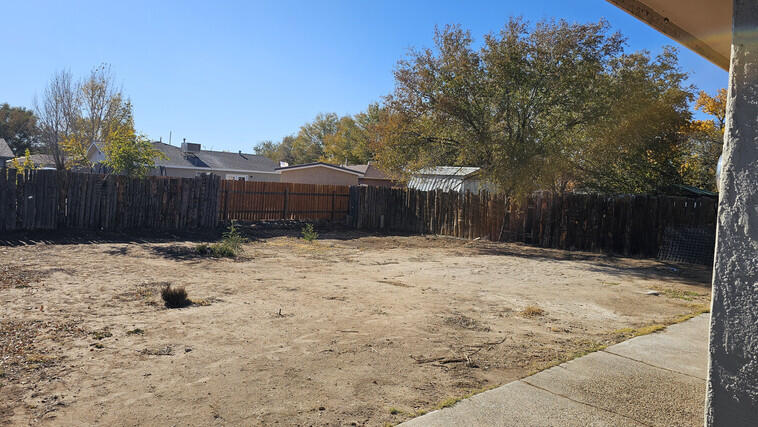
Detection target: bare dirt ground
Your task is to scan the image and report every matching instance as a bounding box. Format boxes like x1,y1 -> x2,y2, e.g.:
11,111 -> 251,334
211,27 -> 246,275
0,228 -> 711,426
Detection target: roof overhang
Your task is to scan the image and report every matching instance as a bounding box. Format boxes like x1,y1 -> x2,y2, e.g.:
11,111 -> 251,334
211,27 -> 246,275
607,0 -> 732,70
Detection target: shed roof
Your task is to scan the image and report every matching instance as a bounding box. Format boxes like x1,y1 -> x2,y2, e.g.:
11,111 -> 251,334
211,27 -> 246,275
416,166 -> 480,178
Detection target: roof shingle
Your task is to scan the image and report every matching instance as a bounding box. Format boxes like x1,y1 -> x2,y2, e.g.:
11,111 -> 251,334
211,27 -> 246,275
151,142 -> 278,172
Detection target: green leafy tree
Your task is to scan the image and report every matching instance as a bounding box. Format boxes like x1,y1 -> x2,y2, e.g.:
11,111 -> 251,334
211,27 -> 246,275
0,104 -> 39,155
291,112 -> 339,164
255,113 -> 340,165
254,135 -> 296,164
374,19 -> 697,195
374,19 -> 626,196
574,48 -> 694,193
101,106 -> 165,177
321,104 -> 382,165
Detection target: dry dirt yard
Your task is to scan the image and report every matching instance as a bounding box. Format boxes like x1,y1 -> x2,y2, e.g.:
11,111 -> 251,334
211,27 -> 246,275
0,228 -> 711,426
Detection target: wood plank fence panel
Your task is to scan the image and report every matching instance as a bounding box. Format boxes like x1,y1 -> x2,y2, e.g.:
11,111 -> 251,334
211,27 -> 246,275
0,169 -> 220,232
347,186 -> 717,261
219,180 -> 350,223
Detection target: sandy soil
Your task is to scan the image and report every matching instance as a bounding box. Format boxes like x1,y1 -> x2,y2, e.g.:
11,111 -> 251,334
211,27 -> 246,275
0,229 -> 711,426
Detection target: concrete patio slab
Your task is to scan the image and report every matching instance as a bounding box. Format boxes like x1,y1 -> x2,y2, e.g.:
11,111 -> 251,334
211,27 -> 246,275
524,350 -> 705,426
401,314 -> 709,427
606,313 -> 709,379
401,380 -> 642,427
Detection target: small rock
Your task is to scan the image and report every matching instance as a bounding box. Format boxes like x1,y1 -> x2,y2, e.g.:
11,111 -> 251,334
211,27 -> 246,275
646,290 -> 660,296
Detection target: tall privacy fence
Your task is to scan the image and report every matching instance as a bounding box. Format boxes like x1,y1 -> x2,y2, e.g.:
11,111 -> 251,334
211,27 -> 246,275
1,170 -> 717,264
0,169 -> 220,232
220,180 -> 350,222
348,186 -> 717,264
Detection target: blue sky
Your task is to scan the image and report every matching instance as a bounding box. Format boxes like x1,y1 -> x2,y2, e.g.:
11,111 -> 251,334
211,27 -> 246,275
2,0 -> 727,153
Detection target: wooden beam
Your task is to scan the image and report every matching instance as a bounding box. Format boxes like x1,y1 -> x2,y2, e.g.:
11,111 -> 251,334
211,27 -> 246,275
607,0 -> 730,70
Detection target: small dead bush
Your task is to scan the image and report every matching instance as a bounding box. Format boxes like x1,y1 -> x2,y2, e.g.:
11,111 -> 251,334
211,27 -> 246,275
520,305 -> 545,317
161,285 -> 188,308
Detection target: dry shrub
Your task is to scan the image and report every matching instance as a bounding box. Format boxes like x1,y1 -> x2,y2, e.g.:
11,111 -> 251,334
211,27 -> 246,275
301,223 -> 318,242
197,222 -> 246,258
161,285 -> 188,308
520,305 -> 545,317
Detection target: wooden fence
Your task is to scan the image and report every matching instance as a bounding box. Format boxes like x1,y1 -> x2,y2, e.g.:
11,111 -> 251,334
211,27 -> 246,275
1,169 -> 718,263
219,180 -> 350,222
348,186 -> 717,259
0,169 -> 220,232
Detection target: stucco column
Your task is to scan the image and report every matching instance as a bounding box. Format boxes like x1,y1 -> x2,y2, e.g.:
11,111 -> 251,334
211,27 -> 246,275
705,0 -> 758,425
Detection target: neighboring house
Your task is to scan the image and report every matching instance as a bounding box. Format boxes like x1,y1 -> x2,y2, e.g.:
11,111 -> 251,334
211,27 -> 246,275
277,162 -> 363,186
277,161 -> 399,187
344,162 -> 398,187
0,138 -> 14,167
407,166 -> 496,193
5,153 -> 58,169
87,141 -> 280,181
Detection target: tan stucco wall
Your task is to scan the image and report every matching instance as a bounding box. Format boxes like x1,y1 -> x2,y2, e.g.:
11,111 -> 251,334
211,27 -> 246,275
224,172 -> 280,182
279,167 -> 359,186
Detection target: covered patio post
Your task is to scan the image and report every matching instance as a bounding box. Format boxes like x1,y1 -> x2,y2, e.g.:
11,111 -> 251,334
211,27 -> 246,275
705,0 -> 758,424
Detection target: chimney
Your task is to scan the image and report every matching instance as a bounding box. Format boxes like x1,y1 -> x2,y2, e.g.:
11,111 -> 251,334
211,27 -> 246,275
181,141 -> 201,153
279,161 -> 289,167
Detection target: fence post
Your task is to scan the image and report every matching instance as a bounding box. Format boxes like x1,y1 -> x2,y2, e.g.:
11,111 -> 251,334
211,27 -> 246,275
331,190 -> 336,221
283,187 -> 289,219
223,187 -> 229,223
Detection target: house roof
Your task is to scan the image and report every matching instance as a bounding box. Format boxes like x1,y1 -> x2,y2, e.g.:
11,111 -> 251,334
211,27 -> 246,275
276,162 -> 364,176
149,142 -> 279,172
344,164 -> 369,174
0,138 -> 14,158
345,163 -> 393,180
416,166 -> 481,179
6,153 -> 57,168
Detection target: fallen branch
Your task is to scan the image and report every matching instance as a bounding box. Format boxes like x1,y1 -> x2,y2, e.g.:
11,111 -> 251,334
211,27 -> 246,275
414,356 -> 466,365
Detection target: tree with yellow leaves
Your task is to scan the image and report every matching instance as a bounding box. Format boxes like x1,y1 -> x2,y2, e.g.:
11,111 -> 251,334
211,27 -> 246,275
9,149 -> 37,174
680,89 -> 726,191
100,105 -> 165,178
50,64 -> 133,169
695,88 -> 727,130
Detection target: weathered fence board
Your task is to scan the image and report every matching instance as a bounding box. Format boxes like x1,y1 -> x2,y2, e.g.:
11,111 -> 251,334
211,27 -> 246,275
219,180 -> 350,222
1,169 -> 719,265
348,186 -> 717,262
0,169 -> 220,232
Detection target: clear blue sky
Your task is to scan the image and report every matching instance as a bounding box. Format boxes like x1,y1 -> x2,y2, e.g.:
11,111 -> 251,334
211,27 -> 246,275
2,0 -> 727,153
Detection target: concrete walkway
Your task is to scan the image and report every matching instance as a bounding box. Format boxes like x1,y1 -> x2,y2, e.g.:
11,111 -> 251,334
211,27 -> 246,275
402,314 -> 709,427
